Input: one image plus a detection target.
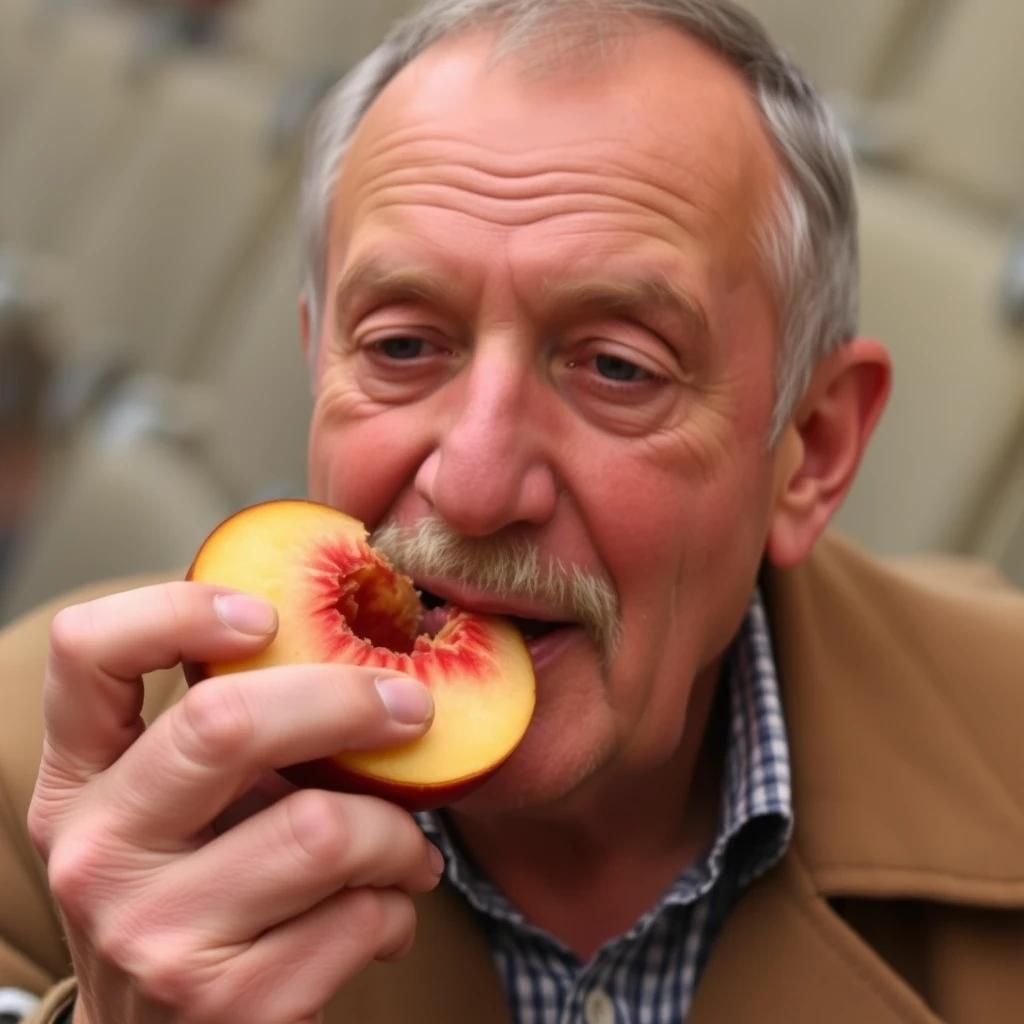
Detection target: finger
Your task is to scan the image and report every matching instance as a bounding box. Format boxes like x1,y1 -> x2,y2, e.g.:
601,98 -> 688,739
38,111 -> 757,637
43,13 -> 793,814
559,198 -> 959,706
43,584 -> 279,778
92,665 -> 433,842
211,770 -> 297,835
148,791 -> 442,943
189,888 -> 417,1024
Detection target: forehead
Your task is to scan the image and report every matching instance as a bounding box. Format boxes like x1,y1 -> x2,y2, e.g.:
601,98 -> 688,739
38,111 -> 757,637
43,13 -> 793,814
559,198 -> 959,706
330,18 -> 783,283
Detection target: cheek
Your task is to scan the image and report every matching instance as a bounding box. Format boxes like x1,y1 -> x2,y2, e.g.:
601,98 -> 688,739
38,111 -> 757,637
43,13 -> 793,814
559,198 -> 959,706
588,431 -> 776,687
590,448 -> 769,596
307,390 -> 429,529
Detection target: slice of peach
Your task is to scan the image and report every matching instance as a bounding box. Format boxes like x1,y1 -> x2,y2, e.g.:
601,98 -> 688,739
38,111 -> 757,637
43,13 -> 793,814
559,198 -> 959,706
184,499 -> 536,810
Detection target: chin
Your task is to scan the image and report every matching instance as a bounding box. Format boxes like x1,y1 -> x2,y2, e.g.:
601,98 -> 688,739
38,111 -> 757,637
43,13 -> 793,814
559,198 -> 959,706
443,642 -> 620,815
445,713 -> 615,817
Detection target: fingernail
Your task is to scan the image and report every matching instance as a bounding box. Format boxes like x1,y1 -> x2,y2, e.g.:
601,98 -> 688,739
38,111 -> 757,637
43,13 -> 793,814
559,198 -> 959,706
213,593 -> 278,636
376,677 -> 434,725
429,843 -> 446,876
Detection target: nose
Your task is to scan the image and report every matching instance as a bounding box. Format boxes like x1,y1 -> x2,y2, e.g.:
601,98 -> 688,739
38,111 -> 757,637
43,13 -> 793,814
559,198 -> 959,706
414,351 -> 559,536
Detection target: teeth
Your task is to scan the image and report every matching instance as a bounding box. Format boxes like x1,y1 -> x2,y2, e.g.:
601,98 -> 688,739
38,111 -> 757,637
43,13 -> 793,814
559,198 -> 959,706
417,588 -> 446,611
418,606 -> 451,637
416,587 -> 564,641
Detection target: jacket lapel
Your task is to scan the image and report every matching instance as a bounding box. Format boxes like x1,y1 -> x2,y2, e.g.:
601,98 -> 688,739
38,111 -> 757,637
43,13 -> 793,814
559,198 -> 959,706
681,534 -> 1024,1024
323,533 -> 1024,1022
322,883 -> 512,1024
763,533 -> 1024,904
688,854 -> 941,1024
332,852 -> 948,1024
135,535 -> 1018,1022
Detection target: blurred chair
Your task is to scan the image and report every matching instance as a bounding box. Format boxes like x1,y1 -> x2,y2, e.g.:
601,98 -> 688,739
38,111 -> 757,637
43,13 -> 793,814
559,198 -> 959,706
830,0 -> 1024,556
962,399 -> 1024,589
0,417 -> 233,622
0,211 -> 313,621
0,9 -> 159,253
894,0 -> 1024,216
738,0 -> 918,99
225,0 -> 416,77
833,170 -> 1024,554
188,211 -> 312,504
0,0 -> 53,146
0,292 -> 55,595
49,53 -> 301,379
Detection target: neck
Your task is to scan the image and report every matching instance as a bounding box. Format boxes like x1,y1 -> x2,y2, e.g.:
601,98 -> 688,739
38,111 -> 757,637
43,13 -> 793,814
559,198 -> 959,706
449,668 -> 727,960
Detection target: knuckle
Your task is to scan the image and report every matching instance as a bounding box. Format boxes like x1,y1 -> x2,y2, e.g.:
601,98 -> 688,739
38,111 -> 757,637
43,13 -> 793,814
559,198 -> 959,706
96,913 -> 211,1012
26,795 -> 54,858
284,790 -> 352,869
175,682 -> 255,768
187,967 -> 257,1024
155,583 -> 209,649
91,906 -> 142,972
339,888 -> 391,951
47,603 -> 93,668
27,764 -> 83,859
383,889 -> 417,941
377,893 -> 418,961
156,581 -> 193,629
46,829 -> 111,925
129,937 -> 198,1009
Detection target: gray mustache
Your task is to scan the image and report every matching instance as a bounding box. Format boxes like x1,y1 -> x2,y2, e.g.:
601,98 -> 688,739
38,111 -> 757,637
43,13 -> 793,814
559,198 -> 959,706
370,519 -> 621,655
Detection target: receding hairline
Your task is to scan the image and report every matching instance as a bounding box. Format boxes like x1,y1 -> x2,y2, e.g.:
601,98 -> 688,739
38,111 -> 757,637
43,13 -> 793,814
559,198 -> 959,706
328,13 -> 787,297
300,0 -> 860,442
342,10 -> 782,169
461,7 -> 706,78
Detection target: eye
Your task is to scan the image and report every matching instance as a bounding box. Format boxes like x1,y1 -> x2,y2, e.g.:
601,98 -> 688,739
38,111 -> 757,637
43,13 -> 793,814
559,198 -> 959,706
373,336 -> 430,360
594,353 -> 653,382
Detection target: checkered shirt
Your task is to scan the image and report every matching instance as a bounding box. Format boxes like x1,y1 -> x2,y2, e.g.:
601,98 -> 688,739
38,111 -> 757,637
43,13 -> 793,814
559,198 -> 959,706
417,589 -> 793,1024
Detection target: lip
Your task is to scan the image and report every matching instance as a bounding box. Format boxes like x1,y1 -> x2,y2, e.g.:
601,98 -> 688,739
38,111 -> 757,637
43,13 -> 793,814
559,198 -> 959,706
525,623 -> 584,673
412,575 -> 569,624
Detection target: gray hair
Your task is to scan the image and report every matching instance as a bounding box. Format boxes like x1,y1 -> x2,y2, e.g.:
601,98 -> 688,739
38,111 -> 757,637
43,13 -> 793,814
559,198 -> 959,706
299,0 -> 859,443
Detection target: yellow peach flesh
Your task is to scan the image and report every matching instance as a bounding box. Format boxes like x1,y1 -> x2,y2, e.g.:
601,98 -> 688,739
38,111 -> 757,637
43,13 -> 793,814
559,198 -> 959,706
187,499 -> 536,796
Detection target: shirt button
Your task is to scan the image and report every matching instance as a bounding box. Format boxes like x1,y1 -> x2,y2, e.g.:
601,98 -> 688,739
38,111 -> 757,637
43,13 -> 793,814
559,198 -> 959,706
584,988 -> 615,1024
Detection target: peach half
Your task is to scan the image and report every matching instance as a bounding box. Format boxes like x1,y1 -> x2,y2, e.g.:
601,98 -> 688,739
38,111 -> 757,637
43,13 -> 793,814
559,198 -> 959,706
184,499 -> 535,810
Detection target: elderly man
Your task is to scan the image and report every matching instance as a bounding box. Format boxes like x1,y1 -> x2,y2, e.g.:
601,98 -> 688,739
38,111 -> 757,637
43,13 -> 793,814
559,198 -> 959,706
1,1 -> 1023,1022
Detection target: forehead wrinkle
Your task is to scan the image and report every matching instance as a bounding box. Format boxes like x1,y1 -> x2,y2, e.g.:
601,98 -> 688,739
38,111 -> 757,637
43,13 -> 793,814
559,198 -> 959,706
355,127 -> 718,212
348,162 -> 711,241
357,119 -> 643,178
360,192 -> 702,235
333,24 -> 784,322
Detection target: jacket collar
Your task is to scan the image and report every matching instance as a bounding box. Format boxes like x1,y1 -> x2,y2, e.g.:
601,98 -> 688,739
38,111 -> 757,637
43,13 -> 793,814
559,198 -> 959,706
763,531 -> 1024,906
312,532 -> 1024,1023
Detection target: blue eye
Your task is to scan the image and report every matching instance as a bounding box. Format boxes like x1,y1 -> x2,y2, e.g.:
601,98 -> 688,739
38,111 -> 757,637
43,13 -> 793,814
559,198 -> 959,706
376,336 -> 427,359
595,354 -> 649,381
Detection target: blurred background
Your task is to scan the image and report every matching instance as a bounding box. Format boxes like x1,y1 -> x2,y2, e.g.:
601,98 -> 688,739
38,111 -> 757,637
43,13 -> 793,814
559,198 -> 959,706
0,0 -> 1022,623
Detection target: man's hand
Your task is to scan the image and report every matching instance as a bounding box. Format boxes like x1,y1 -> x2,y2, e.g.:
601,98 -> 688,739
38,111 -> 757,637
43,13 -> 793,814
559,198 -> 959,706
26,584 -> 444,1024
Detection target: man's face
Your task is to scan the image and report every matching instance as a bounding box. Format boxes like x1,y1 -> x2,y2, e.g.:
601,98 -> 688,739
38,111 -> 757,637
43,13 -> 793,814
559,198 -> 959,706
307,22 -> 791,812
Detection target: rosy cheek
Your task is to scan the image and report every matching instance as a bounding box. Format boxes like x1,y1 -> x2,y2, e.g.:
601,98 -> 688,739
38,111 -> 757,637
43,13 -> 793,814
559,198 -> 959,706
310,410 -> 430,529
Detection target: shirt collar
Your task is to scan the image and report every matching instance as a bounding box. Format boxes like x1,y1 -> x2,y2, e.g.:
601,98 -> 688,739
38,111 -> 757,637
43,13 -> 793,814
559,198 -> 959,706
417,588 -> 793,923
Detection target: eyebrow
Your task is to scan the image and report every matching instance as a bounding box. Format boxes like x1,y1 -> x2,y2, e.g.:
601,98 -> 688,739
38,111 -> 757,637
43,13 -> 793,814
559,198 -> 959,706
334,257 -> 460,320
334,257 -> 708,339
541,274 -> 709,337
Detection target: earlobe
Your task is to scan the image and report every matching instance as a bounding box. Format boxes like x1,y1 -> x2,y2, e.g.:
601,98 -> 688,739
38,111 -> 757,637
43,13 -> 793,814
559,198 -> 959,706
766,338 -> 892,568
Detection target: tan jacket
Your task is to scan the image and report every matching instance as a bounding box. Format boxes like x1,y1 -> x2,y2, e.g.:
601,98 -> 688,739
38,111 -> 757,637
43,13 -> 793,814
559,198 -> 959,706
2,533 -> 1024,1023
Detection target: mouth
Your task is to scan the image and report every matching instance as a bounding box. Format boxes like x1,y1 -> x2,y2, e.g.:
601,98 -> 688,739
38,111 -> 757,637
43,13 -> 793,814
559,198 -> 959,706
416,585 -> 575,645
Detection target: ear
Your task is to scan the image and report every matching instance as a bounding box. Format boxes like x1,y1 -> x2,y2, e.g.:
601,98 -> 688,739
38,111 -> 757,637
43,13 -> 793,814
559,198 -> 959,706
766,338 -> 892,568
